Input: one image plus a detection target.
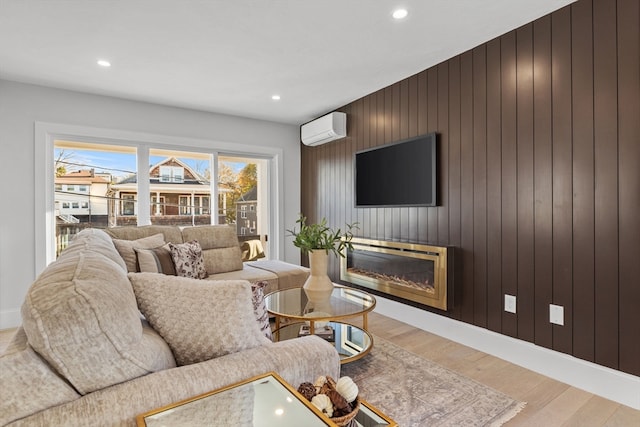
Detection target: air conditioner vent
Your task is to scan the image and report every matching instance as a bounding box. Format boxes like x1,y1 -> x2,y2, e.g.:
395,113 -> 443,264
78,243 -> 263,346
300,112 -> 347,146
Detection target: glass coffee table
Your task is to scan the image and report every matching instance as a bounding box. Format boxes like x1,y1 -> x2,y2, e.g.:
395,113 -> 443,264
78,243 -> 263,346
264,286 -> 376,363
136,371 -> 397,426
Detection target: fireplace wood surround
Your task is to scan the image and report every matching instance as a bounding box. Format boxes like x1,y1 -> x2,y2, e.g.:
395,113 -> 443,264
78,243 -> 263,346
341,238 -> 452,311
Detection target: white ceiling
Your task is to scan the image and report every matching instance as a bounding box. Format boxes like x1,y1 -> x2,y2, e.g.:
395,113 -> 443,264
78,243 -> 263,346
0,0 -> 576,125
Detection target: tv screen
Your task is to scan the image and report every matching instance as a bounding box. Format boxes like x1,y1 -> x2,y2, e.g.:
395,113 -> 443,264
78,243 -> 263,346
355,132 -> 437,207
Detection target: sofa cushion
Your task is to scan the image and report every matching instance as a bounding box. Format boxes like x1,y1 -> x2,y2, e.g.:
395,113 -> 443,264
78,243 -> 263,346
246,260 -> 311,293
206,264 -> 278,289
105,225 -> 184,245
112,233 -> 166,272
129,273 -> 271,366
135,244 -> 176,275
182,225 -> 243,274
21,245 -> 176,395
168,240 -> 208,279
58,228 -> 127,272
0,328 -> 81,426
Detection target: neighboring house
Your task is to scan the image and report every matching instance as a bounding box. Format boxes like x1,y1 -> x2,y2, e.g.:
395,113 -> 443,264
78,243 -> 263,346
110,157 -> 229,225
55,169 -> 111,225
236,186 -> 258,236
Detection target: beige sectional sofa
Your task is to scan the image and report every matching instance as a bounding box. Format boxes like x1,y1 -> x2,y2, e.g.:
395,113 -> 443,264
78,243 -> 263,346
1,226 -> 340,426
105,224 -> 311,294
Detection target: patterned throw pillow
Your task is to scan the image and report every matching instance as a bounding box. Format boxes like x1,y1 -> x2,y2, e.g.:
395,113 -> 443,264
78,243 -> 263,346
129,273 -> 271,365
134,244 -> 176,275
168,240 -> 208,279
251,281 -> 272,340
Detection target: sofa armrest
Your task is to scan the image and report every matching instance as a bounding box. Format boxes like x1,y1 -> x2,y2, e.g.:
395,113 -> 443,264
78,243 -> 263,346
8,337 -> 340,427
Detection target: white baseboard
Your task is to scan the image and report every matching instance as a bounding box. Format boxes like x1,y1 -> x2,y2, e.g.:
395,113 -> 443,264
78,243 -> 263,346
0,308 -> 21,330
374,296 -> 640,410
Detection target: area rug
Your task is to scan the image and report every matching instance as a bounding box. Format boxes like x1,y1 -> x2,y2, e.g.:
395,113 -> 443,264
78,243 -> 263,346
341,337 -> 526,426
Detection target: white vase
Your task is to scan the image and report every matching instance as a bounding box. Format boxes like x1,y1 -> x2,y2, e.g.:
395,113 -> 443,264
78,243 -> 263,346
303,250 -> 334,301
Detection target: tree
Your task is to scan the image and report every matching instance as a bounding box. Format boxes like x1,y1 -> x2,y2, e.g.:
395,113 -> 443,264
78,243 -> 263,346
237,163 -> 257,195
218,163 -> 237,187
54,149 -> 75,177
216,162 -> 257,224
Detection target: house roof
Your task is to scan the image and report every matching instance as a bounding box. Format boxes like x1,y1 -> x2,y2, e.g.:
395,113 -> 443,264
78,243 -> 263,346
56,170 -> 110,184
115,157 -> 208,185
238,186 -> 257,202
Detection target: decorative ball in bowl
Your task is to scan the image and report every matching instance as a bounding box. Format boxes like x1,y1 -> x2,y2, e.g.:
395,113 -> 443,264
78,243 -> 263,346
298,376 -> 359,426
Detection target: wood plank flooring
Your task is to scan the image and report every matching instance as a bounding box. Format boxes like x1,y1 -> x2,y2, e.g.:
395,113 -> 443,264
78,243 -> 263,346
1,312 -> 638,426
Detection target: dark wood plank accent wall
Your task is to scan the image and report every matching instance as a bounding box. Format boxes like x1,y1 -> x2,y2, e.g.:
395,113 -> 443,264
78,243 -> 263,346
300,0 -> 640,377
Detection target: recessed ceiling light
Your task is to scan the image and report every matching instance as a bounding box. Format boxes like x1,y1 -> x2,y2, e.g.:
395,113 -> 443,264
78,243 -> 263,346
271,95 -> 281,101
392,8 -> 408,19
97,59 -> 111,67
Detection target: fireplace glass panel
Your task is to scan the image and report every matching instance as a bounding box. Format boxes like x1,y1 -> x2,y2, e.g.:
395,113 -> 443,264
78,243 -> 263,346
340,238 -> 449,311
347,251 -> 436,294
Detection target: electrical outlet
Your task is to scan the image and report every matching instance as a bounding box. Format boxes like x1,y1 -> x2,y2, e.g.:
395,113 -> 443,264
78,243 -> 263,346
550,304 -> 564,325
504,294 -> 517,314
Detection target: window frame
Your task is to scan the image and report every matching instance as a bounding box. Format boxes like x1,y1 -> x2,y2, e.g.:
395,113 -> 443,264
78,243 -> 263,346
36,122 -> 284,275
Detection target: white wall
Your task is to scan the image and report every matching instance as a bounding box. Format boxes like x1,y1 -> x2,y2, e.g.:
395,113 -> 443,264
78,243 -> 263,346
0,79 -> 302,329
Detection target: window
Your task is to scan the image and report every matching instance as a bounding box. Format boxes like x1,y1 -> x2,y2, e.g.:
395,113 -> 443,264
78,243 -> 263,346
241,205 -> 247,211
240,211 -> 247,219
250,205 -> 255,211
151,195 -> 165,216
179,195 -> 191,215
121,194 -> 136,216
159,166 -> 184,183
198,196 -> 210,215
178,195 -> 210,215
42,123 -> 280,267
71,202 -> 79,209
79,185 -> 88,192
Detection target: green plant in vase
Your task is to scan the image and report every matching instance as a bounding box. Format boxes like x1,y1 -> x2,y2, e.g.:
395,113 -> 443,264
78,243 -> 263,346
287,214 -> 358,301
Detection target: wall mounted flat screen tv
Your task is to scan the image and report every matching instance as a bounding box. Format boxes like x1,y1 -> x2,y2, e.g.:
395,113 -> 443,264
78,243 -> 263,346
355,132 -> 437,207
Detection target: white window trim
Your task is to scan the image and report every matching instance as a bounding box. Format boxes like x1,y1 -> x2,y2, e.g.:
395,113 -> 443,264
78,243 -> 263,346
35,122 -> 284,276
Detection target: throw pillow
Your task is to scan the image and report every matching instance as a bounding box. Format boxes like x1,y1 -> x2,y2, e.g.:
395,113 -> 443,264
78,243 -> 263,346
129,273 -> 271,365
134,244 -> 176,275
251,281 -> 272,339
112,233 -> 166,272
168,240 -> 208,279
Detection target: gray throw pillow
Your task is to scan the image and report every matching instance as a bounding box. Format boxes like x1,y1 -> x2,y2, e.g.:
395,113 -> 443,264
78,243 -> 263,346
129,273 -> 271,366
135,244 -> 176,275
112,233 -> 166,272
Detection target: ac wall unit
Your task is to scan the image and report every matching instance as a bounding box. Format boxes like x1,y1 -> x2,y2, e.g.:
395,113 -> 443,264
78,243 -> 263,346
300,112 -> 347,146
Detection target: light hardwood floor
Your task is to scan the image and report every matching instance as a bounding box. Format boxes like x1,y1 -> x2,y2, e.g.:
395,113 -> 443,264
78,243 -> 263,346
1,312 -> 638,426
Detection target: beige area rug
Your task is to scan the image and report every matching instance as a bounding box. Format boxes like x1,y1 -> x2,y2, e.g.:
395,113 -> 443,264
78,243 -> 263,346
340,337 -> 526,427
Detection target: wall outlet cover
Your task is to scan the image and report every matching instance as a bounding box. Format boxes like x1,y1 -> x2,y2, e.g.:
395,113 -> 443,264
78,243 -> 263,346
504,294 -> 517,314
550,304 -> 564,325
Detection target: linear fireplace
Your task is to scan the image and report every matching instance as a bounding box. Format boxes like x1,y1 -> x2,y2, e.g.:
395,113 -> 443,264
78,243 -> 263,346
340,238 -> 450,311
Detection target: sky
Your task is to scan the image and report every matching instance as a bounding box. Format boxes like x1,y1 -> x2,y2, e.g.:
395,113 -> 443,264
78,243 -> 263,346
55,148 -> 247,180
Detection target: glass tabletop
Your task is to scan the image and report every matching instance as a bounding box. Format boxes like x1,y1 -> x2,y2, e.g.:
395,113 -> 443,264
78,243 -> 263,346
264,286 -> 376,322
273,321 -> 373,364
137,372 -> 334,427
